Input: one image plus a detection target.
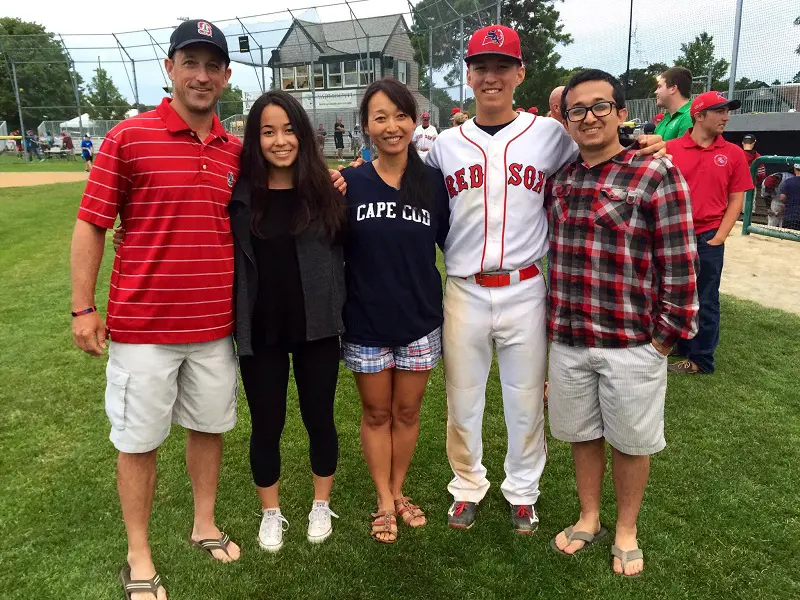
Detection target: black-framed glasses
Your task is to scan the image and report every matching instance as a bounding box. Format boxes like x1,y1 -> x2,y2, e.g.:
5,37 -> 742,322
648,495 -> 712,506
565,101 -> 617,122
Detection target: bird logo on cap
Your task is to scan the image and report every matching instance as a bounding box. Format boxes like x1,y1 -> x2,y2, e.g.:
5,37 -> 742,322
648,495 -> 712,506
198,21 -> 213,37
482,29 -> 504,47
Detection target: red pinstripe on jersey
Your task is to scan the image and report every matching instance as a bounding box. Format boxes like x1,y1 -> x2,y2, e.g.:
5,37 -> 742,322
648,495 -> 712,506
499,115 -> 536,270
76,98 -> 242,344
458,125 -> 490,272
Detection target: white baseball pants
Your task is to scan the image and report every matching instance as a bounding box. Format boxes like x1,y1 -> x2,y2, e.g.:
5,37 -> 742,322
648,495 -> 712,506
443,273 -> 548,505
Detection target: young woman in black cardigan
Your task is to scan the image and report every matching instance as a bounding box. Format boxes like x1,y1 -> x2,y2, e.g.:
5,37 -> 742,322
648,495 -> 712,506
229,91 -> 345,552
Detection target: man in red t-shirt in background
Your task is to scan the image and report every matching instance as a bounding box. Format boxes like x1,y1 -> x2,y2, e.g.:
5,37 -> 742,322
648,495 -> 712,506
666,91 -> 754,375
70,19 -> 242,599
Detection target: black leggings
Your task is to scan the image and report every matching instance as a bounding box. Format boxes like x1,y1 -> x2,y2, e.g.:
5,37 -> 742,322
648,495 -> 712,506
239,336 -> 340,488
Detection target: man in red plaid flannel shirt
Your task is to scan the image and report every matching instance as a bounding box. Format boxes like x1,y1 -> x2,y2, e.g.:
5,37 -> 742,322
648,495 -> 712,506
546,70 -> 698,577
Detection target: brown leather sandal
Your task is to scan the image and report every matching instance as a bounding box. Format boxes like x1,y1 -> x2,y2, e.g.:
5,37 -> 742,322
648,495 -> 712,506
189,532 -> 236,560
120,565 -> 164,600
394,496 -> 427,527
370,510 -> 398,543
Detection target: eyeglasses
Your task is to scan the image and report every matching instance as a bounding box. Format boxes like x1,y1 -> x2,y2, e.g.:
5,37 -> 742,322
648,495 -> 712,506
565,101 -> 617,123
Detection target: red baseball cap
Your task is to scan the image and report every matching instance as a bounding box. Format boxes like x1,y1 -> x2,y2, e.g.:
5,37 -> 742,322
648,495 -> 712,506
515,107 -> 525,113
450,107 -> 462,116
690,91 -> 741,117
465,25 -> 522,63
421,112 -> 430,119
528,107 -> 538,114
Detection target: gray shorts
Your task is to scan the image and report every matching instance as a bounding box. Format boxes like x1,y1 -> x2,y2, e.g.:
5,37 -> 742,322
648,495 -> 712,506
105,336 -> 239,453
547,342 -> 667,455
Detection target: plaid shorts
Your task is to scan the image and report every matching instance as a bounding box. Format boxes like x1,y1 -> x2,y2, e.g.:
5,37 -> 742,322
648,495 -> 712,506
342,327 -> 442,373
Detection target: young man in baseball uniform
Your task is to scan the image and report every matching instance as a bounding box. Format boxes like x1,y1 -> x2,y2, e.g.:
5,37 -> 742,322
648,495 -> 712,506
426,25 -> 577,533
412,112 -> 438,162
547,69 -> 698,577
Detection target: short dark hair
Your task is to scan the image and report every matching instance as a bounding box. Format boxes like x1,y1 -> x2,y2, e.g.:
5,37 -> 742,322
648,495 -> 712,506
560,69 -> 626,120
661,67 -> 692,99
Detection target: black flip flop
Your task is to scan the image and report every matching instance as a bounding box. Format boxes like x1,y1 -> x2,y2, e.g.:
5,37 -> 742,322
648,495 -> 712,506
550,524 -> 609,556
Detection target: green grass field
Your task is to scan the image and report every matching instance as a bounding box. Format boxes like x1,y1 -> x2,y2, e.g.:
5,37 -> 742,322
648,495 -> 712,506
1,182 -> 799,600
0,153 -> 89,172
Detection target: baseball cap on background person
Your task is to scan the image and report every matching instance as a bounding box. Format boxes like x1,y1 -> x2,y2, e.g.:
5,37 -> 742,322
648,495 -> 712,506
168,19 -> 230,65
528,107 -> 538,114
422,112 -> 430,119
743,134 -> 756,143
690,91 -> 741,117
515,107 -> 525,113
450,107 -> 461,116
464,24 -> 522,64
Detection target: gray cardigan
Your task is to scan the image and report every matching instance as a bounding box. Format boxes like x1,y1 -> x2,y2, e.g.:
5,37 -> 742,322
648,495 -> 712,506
228,178 -> 345,356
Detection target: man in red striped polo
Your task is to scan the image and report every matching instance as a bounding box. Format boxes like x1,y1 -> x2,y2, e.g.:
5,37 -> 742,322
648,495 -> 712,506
70,19 -> 241,599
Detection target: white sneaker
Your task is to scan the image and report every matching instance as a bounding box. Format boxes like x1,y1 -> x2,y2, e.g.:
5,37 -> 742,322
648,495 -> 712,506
307,500 -> 339,544
258,508 -> 289,552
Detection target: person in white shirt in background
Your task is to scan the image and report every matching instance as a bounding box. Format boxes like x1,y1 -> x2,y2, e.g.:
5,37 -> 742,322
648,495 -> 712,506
413,112 -> 438,162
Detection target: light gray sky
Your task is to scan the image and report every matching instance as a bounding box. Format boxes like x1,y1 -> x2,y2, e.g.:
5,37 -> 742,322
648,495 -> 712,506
4,0 -> 798,107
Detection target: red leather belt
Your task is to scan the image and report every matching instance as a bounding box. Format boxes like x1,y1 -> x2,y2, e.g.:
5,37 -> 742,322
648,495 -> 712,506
464,263 -> 540,288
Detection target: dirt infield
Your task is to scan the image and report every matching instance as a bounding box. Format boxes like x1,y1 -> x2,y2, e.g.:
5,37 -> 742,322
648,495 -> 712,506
721,232 -> 800,315
0,172 -> 88,187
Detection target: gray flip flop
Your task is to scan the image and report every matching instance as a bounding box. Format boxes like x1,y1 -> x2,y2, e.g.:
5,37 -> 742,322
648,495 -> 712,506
611,544 -> 644,578
119,565 -> 163,600
550,524 -> 609,556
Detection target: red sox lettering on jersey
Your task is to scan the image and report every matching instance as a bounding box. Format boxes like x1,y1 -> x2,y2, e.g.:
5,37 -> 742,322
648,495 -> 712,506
444,163 -> 546,198
427,112 -> 578,278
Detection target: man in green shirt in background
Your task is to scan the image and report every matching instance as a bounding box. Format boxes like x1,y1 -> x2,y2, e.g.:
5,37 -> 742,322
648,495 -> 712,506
654,67 -> 693,140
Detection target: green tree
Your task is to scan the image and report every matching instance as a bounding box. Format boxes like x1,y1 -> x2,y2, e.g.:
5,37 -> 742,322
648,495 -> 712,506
418,70 -> 459,129
793,71 -> 800,84
0,18 -> 85,132
219,84 -> 243,121
85,67 -> 130,120
619,62 -> 668,100
409,0 -> 572,113
674,32 -> 729,91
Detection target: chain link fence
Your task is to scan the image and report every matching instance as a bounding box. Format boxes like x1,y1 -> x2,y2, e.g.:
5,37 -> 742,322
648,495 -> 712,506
2,0 -> 797,159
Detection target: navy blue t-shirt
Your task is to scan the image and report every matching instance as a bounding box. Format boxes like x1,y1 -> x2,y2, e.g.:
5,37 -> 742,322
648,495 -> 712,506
341,162 -> 450,347
779,175 -> 800,227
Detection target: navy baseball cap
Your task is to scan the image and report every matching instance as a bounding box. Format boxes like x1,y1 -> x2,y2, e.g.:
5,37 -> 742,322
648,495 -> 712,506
169,19 -> 229,64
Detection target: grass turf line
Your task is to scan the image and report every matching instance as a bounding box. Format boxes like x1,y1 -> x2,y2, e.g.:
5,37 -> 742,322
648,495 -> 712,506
0,182 -> 799,599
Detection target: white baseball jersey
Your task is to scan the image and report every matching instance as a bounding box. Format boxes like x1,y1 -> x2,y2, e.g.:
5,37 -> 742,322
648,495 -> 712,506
427,113 -> 577,277
413,124 -> 438,161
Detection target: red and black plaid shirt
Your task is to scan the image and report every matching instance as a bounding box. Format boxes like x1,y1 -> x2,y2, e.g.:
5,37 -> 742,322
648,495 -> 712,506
546,146 -> 698,348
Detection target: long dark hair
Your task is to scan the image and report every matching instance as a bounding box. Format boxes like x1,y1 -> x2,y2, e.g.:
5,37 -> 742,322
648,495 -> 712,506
240,90 -> 343,240
359,78 -> 431,211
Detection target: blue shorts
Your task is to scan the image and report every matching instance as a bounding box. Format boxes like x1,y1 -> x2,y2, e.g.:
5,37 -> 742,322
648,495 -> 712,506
342,327 -> 442,374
